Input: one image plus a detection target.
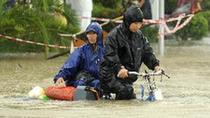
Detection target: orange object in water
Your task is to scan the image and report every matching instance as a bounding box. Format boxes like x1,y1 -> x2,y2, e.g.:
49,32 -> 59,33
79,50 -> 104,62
45,86 -> 76,101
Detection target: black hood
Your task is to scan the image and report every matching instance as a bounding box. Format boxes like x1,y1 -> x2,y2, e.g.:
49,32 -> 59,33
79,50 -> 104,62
123,5 -> 144,29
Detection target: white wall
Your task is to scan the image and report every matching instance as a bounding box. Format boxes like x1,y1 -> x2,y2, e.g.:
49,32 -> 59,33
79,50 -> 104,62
66,0 -> 93,31
150,0 -> 159,20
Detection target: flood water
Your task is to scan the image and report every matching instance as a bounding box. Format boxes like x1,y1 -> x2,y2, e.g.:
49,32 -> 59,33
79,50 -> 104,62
0,38 -> 210,118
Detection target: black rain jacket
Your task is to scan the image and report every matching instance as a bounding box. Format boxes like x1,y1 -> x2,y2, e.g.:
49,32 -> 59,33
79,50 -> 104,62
100,6 -> 159,84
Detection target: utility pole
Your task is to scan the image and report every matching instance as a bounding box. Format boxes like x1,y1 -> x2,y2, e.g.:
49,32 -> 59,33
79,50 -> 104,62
159,0 -> 165,56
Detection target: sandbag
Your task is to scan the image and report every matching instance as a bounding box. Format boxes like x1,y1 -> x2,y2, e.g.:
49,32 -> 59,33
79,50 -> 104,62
45,86 -> 76,101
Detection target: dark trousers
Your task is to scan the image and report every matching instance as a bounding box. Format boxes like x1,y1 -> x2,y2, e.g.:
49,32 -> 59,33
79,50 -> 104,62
101,76 -> 135,100
65,71 -> 100,89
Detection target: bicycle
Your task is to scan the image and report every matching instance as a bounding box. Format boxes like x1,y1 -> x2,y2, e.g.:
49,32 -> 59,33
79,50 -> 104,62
129,70 -> 170,101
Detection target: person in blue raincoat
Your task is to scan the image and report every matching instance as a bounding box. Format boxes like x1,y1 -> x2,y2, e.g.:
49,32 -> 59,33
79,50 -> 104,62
54,22 -> 104,92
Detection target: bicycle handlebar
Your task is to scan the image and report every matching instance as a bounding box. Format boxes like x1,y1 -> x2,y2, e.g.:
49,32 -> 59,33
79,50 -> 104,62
128,70 -> 170,79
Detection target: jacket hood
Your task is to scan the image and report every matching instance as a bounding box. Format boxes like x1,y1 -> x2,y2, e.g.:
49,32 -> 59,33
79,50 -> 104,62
123,5 -> 144,29
86,22 -> 103,48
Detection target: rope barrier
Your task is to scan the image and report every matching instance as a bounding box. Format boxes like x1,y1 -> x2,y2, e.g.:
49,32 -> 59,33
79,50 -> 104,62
81,16 -> 123,24
0,34 -> 70,49
59,16 -> 123,38
0,14 -> 194,49
164,14 -> 194,35
80,14 -> 194,35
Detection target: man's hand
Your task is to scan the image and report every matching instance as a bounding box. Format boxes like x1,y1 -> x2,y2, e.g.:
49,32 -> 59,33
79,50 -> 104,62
154,66 -> 163,74
117,66 -> 128,79
55,77 -> 66,87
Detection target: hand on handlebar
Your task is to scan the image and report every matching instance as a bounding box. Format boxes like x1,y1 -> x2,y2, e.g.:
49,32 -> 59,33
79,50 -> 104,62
117,66 -> 128,79
154,66 -> 163,74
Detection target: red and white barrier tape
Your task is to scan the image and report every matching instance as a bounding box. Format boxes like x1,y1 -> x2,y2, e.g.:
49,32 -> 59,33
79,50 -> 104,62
0,34 -> 70,49
164,14 -> 194,35
81,13 -> 193,23
81,16 -> 123,23
1,14 -> 193,46
81,14 -> 194,35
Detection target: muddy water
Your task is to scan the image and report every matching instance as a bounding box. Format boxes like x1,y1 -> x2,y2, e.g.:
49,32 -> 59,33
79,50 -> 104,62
0,39 -> 210,118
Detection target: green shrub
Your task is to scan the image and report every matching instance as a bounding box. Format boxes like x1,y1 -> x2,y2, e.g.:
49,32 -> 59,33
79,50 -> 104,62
198,11 -> 210,31
92,3 -> 122,19
175,13 -> 208,40
92,2 -> 122,31
93,0 -> 121,8
141,26 -> 159,43
0,1 -> 79,53
201,0 -> 210,10
165,0 -> 178,14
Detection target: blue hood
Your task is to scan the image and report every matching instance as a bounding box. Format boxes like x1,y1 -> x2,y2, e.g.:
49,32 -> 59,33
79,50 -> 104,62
86,22 -> 103,48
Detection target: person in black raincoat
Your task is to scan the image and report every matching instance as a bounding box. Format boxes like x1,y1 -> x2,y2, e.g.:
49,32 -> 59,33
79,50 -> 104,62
99,5 -> 162,100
